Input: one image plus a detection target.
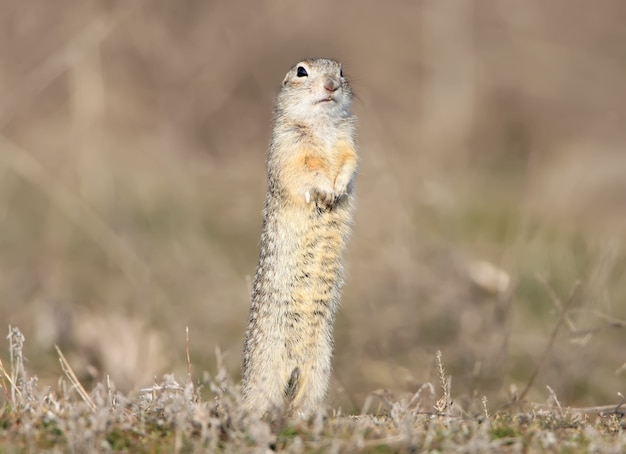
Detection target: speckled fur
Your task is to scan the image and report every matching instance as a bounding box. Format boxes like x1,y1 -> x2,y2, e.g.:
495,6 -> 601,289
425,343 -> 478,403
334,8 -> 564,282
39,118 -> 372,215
242,58 -> 358,418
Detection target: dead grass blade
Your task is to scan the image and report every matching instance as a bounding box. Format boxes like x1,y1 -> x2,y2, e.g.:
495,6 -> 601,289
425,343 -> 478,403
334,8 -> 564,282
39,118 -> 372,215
186,326 -> 192,386
0,358 -> 20,404
531,399 -> 626,417
55,345 -> 96,412
434,351 -> 452,415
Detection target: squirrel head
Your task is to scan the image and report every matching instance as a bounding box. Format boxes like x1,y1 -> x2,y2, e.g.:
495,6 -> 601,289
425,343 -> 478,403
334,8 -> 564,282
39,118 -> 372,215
277,58 -> 353,124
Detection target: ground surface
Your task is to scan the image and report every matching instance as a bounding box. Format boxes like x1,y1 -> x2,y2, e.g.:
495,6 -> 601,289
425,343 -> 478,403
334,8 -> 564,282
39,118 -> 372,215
1,335 -> 625,453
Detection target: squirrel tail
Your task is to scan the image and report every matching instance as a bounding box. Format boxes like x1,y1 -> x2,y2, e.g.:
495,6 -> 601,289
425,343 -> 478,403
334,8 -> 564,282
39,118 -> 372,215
285,366 -> 301,404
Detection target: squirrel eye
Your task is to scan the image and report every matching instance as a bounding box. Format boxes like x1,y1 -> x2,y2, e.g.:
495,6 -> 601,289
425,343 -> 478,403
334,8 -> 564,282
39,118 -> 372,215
296,66 -> 308,77
340,68 -> 344,77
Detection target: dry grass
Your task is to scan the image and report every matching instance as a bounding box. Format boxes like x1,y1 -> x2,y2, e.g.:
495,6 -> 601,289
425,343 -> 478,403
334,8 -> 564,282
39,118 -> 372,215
1,0 -> 626,450
1,327 -> 625,453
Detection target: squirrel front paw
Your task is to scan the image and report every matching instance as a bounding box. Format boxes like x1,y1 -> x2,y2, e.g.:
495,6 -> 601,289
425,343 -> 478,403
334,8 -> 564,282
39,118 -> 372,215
304,189 -> 334,207
304,182 -> 335,208
333,172 -> 353,201
313,187 -> 335,207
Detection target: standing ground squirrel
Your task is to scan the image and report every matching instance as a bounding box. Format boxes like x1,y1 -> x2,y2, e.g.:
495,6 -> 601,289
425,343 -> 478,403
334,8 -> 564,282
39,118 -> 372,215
242,58 -> 358,418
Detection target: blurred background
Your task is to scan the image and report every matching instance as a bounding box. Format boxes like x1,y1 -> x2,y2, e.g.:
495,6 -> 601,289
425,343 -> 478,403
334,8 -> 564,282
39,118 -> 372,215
1,0 -> 625,412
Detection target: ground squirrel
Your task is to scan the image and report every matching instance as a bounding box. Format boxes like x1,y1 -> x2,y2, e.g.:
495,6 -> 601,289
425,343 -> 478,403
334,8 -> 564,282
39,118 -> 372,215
242,58 -> 358,418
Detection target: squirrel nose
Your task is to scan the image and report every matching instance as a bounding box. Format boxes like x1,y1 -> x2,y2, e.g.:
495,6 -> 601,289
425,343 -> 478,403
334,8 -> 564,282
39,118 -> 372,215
324,77 -> 340,93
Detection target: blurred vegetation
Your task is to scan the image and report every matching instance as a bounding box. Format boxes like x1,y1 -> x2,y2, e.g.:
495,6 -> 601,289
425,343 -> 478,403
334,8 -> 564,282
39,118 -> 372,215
0,0 -> 625,414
